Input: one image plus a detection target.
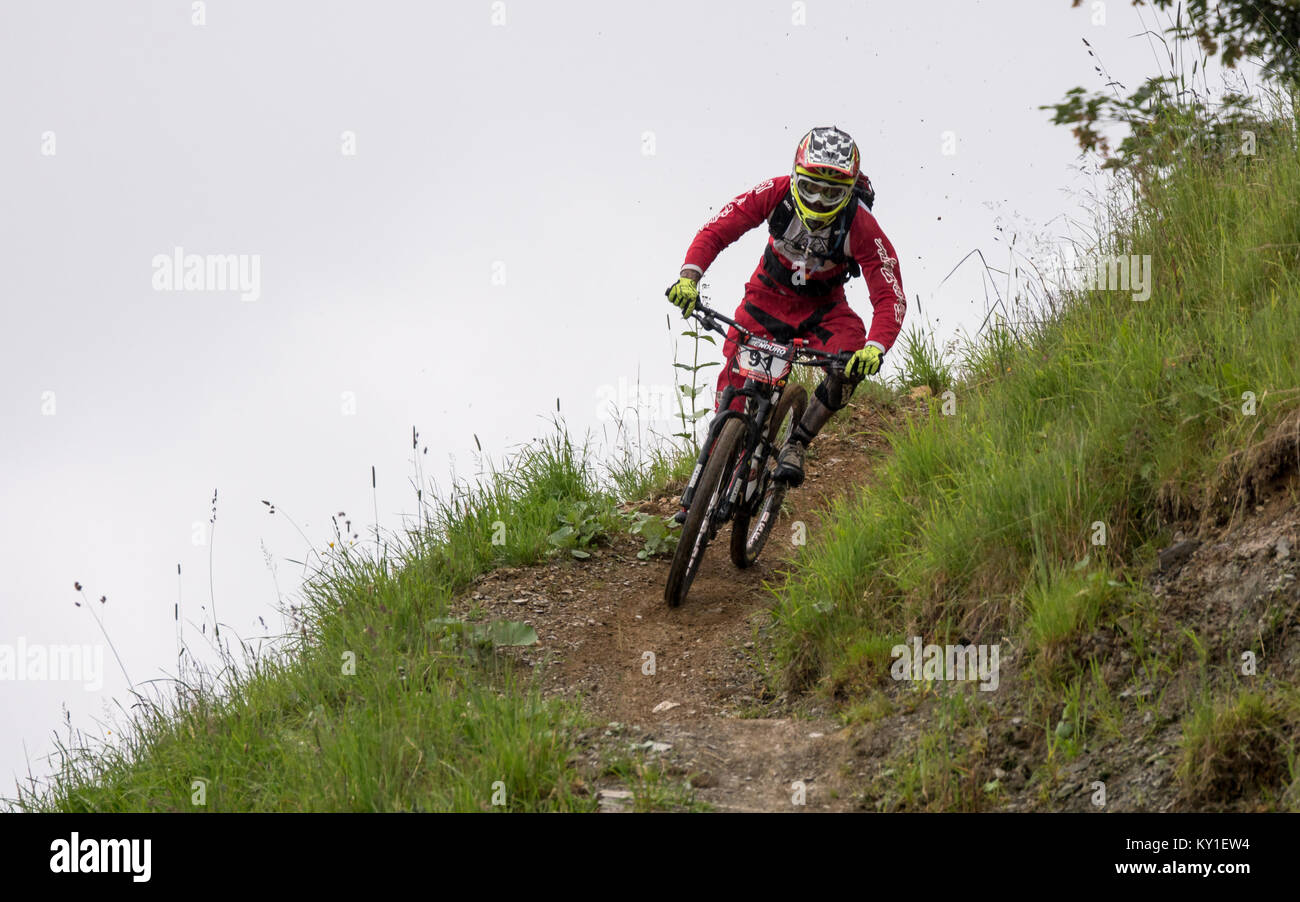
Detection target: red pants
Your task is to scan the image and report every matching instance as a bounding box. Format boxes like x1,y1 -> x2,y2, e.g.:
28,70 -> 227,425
715,284 -> 866,411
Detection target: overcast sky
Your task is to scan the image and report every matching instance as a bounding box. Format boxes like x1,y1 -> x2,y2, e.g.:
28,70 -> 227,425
0,0 -> 1196,796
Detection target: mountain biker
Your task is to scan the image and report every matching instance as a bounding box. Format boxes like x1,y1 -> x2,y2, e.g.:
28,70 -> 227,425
665,126 -> 907,514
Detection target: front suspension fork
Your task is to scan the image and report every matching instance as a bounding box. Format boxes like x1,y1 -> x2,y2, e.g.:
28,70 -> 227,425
678,387 -> 740,511
678,385 -> 770,513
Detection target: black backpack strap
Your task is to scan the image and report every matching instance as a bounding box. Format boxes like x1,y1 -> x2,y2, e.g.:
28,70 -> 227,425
762,178 -> 875,293
767,191 -> 797,240
829,173 -> 876,277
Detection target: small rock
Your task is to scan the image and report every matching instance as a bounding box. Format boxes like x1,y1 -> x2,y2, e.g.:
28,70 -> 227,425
1275,537 -> 1291,560
908,385 -> 933,400
596,789 -> 633,812
652,701 -> 681,714
1236,538 -> 1273,559
1158,539 -> 1200,573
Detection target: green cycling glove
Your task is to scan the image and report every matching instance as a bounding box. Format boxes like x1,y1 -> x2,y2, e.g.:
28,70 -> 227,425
845,346 -> 883,379
665,276 -> 700,317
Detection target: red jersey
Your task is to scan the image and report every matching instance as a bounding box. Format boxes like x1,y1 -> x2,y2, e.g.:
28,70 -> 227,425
680,174 -> 906,352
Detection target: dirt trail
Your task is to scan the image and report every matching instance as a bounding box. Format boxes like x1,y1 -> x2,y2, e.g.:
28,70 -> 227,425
457,400 -> 898,811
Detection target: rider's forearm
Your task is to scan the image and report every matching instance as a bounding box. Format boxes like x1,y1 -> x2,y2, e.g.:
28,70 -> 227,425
680,266 -> 702,281
850,216 -> 907,353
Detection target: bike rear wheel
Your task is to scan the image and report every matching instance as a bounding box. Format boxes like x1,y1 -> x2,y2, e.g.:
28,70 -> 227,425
664,417 -> 746,607
730,385 -> 807,569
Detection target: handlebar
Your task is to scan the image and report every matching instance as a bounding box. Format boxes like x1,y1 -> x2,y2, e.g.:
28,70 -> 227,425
688,302 -> 856,371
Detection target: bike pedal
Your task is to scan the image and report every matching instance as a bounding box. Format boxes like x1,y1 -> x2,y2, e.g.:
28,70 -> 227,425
773,468 -> 805,489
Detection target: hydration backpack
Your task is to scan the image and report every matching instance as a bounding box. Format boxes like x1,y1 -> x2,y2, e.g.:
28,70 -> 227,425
761,173 -> 876,297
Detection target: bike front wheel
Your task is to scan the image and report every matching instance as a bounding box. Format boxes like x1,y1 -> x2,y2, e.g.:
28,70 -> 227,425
664,417 -> 746,607
730,385 -> 807,569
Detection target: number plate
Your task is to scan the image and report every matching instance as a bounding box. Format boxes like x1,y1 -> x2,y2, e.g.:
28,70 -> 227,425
734,337 -> 792,384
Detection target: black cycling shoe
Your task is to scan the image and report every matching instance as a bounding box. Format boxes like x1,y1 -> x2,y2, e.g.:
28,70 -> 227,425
673,506 -> 688,524
773,440 -> 807,488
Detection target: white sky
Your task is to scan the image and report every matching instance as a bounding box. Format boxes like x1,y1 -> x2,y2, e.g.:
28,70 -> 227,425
0,0 -> 1186,795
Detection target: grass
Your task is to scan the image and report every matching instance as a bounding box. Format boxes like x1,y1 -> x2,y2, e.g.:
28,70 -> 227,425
1020,562 -> 1121,681
869,684 -> 993,811
770,93 -> 1300,807
894,326 -> 953,395
13,418 -> 698,812
1177,687 -> 1300,807
775,108 -> 1300,689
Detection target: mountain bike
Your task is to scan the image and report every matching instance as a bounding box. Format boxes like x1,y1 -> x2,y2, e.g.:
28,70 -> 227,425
664,303 -> 853,608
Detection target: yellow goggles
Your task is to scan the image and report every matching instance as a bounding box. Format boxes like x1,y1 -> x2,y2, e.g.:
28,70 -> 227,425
793,173 -> 852,207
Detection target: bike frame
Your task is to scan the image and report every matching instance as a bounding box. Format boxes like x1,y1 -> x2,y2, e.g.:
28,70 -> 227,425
678,304 -> 852,522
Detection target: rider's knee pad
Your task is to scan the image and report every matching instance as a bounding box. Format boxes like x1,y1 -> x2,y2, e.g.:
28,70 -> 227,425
814,369 -> 860,412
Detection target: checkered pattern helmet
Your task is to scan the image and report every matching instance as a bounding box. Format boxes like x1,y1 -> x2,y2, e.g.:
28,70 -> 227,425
790,126 -> 861,227
793,126 -> 860,182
